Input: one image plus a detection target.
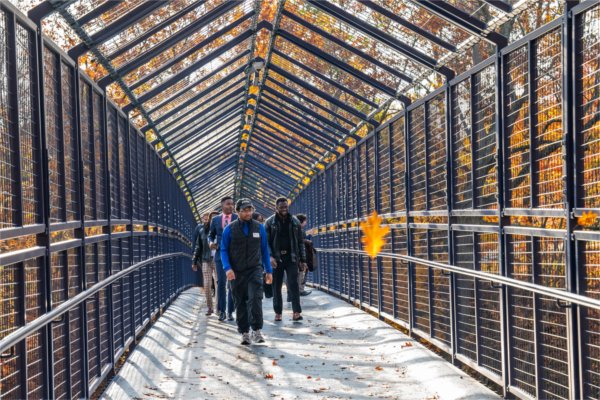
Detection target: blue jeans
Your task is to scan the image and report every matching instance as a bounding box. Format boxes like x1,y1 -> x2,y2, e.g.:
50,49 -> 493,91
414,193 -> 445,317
215,258 -> 234,315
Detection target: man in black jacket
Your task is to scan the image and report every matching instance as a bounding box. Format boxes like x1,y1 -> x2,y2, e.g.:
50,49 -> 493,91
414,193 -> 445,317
222,199 -> 273,345
265,197 -> 307,321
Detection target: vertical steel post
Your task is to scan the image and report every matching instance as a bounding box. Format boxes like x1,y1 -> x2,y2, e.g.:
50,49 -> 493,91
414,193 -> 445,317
356,146 -> 363,308
73,66 -> 90,400
388,122 -> 398,319
404,111 -> 414,335
374,132 -> 383,318
101,91 -> 115,373
32,19 -> 52,399
445,84 -> 457,363
562,3 -> 580,398
495,48 -> 510,398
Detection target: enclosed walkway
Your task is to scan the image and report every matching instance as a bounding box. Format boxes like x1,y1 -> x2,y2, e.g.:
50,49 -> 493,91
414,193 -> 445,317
101,287 -> 497,400
1,0 -> 600,399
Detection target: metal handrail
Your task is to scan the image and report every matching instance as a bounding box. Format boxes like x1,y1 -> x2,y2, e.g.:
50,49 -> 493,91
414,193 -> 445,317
0,252 -> 192,355
315,248 -> 600,311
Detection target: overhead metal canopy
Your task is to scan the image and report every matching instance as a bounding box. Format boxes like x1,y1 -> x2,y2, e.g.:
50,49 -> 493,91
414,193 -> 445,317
27,0 -> 532,218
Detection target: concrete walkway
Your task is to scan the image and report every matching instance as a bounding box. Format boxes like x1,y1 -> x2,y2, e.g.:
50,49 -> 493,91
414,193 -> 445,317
101,287 -> 499,400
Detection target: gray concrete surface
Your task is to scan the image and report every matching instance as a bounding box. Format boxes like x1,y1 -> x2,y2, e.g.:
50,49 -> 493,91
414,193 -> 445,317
101,287 -> 499,400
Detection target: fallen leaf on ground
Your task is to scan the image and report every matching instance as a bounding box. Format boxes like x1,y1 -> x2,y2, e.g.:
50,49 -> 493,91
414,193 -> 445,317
401,342 -> 413,348
375,366 -> 383,371
272,360 -> 278,366
307,376 -> 312,379
264,374 -> 274,379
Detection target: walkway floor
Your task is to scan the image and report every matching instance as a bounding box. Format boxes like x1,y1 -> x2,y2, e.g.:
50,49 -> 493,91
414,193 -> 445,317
101,287 -> 499,400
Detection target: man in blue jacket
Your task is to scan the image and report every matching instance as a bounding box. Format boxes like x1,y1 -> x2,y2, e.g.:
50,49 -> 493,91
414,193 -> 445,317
221,198 -> 273,345
209,196 -> 237,321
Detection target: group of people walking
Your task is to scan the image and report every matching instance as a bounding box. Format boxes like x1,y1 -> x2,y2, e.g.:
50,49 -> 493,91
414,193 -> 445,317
192,196 -> 316,345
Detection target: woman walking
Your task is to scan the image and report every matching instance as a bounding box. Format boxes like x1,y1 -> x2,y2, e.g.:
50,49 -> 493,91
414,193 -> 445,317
193,211 -> 219,315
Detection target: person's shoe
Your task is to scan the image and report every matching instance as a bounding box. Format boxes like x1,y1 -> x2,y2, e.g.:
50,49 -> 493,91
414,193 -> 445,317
241,332 -> 251,345
274,313 -> 282,322
251,330 -> 265,343
227,313 -> 234,321
292,312 -> 303,321
205,309 -> 213,316
218,312 -> 226,321
300,290 -> 312,296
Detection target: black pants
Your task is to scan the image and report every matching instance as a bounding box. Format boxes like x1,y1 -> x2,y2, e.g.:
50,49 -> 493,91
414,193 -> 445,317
273,257 -> 301,314
230,266 -> 264,333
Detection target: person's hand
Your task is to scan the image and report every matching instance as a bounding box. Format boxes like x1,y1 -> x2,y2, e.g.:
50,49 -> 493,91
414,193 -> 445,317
192,263 -> 198,272
264,273 -> 273,285
270,257 -> 278,269
300,262 -> 308,272
209,243 -> 217,250
226,270 -> 235,281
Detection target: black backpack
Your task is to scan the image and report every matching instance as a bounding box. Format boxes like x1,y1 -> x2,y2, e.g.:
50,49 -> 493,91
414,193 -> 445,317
305,240 -> 318,272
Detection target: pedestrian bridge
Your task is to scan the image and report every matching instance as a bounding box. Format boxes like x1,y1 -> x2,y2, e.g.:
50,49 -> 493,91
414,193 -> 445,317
0,0 -> 599,399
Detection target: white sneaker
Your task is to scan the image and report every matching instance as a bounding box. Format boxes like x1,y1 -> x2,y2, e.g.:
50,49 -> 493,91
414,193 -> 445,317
241,332 -> 251,345
251,330 -> 265,343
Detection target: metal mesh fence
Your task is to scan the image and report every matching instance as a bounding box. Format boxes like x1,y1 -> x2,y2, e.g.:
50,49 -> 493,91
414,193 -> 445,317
0,5 -> 197,399
291,4 -> 600,399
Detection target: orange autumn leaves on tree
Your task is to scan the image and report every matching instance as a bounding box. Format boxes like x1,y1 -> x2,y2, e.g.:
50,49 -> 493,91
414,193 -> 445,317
360,212 -> 390,258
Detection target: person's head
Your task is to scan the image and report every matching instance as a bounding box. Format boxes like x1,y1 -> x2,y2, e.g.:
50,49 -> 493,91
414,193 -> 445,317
208,210 -> 219,224
252,212 -> 265,223
236,198 -> 254,221
201,212 -> 210,226
275,197 -> 288,217
296,213 -> 307,228
221,196 -> 234,215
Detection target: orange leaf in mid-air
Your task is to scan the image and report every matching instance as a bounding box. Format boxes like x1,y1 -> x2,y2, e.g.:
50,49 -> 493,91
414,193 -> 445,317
578,211 -> 598,227
360,211 -> 390,258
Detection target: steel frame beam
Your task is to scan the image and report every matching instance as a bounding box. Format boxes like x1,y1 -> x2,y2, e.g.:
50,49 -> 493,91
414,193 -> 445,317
149,68 -> 246,125
75,1 -> 124,26
277,29 -> 400,97
269,65 -> 369,120
98,0 -> 240,87
69,1 -> 169,58
105,0 -> 210,61
249,136 -> 314,171
244,159 -> 299,188
169,103 -> 244,150
241,178 -> 285,199
242,168 -> 293,193
265,78 -> 356,127
157,84 -> 246,134
482,0 -> 513,13
120,10 -> 254,90
306,0 -> 454,78
28,0 -> 76,23
253,123 -> 321,162
281,9 -> 416,83
256,112 -> 335,154
178,130 -> 240,170
183,139 -> 240,176
261,88 -> 350,135
245,154 -> 304,182
190,165 -> 237,190
246,147 -> 308,180
413,0 -> 508,47
255,116 -> 329,157
355,0 -> 457,52
272,48 -> 380,108
251,130 -> 317,165
260,99 -> 345,145
133,32 -> 253,107
163,92 -> 246,139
